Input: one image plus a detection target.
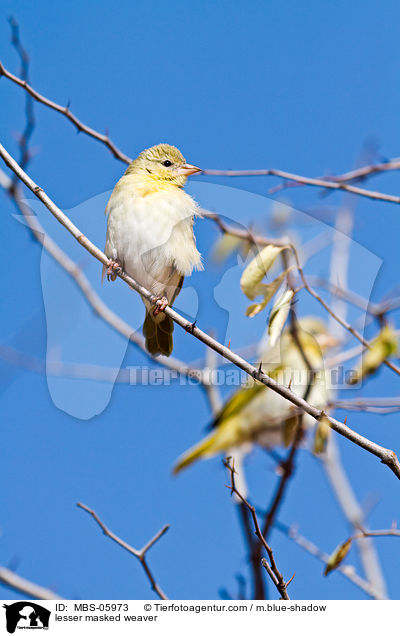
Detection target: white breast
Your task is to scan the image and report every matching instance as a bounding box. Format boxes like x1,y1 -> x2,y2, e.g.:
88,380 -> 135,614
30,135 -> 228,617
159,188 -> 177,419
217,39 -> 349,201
105,178 -> 202,298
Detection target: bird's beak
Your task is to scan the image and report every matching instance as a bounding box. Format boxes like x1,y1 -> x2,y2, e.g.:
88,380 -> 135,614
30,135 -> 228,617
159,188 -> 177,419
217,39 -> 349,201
177,163 -> 202,176
317,334 -> 340,349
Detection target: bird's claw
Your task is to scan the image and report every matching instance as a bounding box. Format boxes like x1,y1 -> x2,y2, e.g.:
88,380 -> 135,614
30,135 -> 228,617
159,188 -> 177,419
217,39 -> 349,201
153,296 -> 169,317
106,259 -> 122,282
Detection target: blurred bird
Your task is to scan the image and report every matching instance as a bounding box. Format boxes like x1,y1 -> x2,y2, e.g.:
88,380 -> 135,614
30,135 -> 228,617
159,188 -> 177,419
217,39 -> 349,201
173,318 -> 335,473
104,144 -> 203,356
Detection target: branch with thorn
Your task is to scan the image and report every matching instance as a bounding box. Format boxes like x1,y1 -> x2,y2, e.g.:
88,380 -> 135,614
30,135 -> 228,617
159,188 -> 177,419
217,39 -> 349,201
2,59 -> 400,205
224,458 -> 291,600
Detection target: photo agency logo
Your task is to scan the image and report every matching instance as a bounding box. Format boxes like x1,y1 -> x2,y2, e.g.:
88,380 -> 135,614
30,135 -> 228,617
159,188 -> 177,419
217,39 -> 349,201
2,602 -> 50,633
16,182 -> 382,419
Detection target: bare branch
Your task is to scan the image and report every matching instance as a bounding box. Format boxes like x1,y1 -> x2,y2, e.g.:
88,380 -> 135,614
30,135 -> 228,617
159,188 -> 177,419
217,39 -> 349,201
0,567 -> 63,600
290,243 -> 400,377
332,397 -> 400,414
224,459 -> 290,600
258,257 -> 315,542
202,168 -> 400,205
2,61 -> 400,204
7,17 -> 35,178
329,157 -> 400,184
0,61 -> 131,164
321,437 -> 388,598
77,503 -> 169,600
353,527 -> 400,540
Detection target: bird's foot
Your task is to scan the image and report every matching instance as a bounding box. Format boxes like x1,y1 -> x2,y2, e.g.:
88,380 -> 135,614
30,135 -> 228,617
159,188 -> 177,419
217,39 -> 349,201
153,296 -> 169,317
106,259 -> 123,282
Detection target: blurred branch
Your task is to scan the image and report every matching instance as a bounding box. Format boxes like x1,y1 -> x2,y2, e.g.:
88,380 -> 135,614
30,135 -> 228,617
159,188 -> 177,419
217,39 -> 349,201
321,437 -> 388,599
257,258 -> 316,544
6,343 -> 400,414
309,276 -> 400,318
0,567 -> 63,600
325,182 -> 387,600
353,527 -> 400,540
2,60 -> 400,204
77,503 -> 169,600
0,343 -> 189,384
203,210 -> 400,377
202,338 -> 223,414
332,397 -> 400,414
224,459 -> 290,600
7,17 -> 35,179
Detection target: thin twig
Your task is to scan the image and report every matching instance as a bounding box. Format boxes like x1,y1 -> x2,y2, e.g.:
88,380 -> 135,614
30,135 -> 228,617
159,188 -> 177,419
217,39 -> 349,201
77,503 -> 169,600
2,61 -> 400,204
0,61 -> 131,164
290,243 -> 400,377
257,254 -> 315,544
332,398 -> 400,414
8,17 -> 35,181
224,459 -> 290,600
202,168 -> 400,205
3,55 -> 397,374
275,522 -> 382,599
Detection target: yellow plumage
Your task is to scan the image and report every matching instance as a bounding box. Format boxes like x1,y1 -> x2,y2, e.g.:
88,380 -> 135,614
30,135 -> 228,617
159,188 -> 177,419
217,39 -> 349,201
104,144 -> 202,356
173,318 -> 334,473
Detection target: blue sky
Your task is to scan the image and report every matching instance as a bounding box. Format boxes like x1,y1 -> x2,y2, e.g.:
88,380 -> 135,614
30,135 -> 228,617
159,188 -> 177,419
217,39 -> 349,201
1,0 -> 400,601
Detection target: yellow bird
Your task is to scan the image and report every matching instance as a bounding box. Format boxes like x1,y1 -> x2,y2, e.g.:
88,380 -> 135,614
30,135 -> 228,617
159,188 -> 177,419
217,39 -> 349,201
104,144 -> 203,356
173,318 -> 335,473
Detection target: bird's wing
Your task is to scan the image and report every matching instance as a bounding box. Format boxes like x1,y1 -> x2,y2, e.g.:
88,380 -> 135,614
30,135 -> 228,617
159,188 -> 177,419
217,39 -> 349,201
170,273 -> 184,304
210,382 -> 266,429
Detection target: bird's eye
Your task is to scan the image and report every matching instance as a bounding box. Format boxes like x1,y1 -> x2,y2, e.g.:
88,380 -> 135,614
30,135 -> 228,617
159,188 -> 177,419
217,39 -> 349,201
163,160 -> 172,167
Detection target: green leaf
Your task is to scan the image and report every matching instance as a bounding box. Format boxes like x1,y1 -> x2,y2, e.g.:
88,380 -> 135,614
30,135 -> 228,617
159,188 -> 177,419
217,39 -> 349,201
348,325 -> 398,385
324,538 -> 352,576
268,288 -> 294,346
240,245 -> 285,300
313,416 -> 331,454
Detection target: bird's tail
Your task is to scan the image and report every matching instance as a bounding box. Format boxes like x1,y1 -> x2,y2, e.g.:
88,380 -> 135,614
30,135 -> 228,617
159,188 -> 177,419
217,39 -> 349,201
173,418 -> 243,474
143,310 -> 174,357
173,430 -> 220,474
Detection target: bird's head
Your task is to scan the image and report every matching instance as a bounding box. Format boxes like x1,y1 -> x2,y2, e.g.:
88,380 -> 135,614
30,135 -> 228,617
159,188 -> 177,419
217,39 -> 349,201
126,143 -> 201,187
296,317 -> 339,352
